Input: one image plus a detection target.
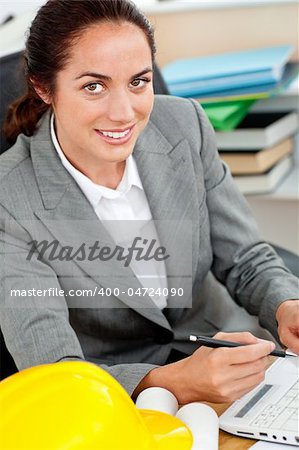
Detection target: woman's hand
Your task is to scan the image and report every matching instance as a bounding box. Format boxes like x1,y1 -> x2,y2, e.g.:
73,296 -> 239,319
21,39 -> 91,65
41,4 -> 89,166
276,300 -> 299,354
133,331 -> 275,404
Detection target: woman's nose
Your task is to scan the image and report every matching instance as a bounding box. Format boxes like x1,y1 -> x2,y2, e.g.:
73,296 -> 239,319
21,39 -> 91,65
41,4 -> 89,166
106,90 -> 135,124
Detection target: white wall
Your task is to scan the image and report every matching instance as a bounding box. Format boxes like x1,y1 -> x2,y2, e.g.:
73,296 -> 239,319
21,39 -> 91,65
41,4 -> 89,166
0,0 -> 158,23
147,2 -> 298,66
0,1 -> 46,23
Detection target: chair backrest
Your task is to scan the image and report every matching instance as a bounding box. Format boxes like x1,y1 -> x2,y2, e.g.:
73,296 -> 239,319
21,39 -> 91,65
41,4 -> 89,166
0,51 -> 26,154
0,329 -> 17,380
0,51 -> 24,378
153,63 -> 170,95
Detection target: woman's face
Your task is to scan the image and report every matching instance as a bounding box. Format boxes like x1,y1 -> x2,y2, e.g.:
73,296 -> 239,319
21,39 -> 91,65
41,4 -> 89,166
45,21 -> 154,172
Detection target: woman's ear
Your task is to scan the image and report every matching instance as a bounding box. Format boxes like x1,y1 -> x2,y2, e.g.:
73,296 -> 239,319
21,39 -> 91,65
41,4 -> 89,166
30,78 -> 52,104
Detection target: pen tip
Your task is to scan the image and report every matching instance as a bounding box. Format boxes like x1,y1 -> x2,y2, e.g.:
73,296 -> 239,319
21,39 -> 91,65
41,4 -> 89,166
189,335 -> 197,342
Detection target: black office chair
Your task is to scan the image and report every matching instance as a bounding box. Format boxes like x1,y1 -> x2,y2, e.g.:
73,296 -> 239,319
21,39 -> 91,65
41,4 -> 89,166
0,329 -> 17,379
0,51 -> 26,154
0,51 -> 298,380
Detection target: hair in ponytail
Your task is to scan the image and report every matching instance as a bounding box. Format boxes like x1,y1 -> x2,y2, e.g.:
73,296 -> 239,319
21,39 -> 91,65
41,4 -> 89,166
3,80 -> 49,145
3,0 -> 156,146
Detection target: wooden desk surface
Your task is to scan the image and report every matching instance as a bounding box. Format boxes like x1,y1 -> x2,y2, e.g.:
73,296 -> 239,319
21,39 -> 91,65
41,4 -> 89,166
208,402 -> 257,450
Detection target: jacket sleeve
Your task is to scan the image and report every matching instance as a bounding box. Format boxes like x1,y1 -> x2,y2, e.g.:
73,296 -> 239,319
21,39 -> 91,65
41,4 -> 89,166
189,99 -> 299,338
0,204 -> 157,395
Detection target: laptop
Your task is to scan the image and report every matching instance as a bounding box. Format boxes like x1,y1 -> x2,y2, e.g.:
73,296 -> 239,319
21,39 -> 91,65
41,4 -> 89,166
219,355 -> 299,446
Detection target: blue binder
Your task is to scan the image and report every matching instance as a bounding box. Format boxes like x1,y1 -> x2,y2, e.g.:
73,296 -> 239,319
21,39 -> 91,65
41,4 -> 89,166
162,45 -> 293,96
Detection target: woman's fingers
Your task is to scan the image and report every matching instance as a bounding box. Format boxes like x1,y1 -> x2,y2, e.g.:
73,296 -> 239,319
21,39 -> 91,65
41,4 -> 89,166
224,370 -> 268,402
198,359 -> 267,404
189,333 -> 274,403
213,331 -> 259,345
233,356 -> 272,381
213,339 -> 275,365
170,332 -> 276,404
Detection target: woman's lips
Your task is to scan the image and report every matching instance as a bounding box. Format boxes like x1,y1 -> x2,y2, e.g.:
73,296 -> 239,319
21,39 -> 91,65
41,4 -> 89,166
95,125 -> 135,145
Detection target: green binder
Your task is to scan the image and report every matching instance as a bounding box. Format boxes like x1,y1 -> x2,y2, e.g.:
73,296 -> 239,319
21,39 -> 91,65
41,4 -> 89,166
202,99 -> 256,131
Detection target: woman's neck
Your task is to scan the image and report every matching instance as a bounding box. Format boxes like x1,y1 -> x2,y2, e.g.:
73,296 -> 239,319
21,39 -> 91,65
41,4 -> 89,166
68,156 -> 126,188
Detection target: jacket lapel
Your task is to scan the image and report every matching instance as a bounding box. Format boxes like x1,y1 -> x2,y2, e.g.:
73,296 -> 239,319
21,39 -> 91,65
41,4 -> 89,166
134,120 -> 200,323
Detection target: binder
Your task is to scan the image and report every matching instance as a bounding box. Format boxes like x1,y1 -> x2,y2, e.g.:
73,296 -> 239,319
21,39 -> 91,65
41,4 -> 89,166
162,45 -> 294,96
196,62 -> 299,103
202,99 -> 255,131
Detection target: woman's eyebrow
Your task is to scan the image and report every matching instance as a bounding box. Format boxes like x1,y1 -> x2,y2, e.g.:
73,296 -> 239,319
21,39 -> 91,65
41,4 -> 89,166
75,67 -> 153,81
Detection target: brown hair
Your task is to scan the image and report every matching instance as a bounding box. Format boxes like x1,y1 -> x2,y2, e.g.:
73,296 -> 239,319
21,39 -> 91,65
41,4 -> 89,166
3,0 -> 156,145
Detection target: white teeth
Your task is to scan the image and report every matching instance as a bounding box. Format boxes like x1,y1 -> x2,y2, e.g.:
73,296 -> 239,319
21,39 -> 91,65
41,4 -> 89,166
101,129 -> 130,139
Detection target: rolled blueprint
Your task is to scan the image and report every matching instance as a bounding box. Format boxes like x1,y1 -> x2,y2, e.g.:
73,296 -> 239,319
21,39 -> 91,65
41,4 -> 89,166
135,387 -> 179,416
176,402 -> 219,450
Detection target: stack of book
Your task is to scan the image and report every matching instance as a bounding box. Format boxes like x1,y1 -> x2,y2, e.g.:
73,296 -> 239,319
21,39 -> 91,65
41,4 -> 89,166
216,111 -> 298,194
162,45 -> 299,194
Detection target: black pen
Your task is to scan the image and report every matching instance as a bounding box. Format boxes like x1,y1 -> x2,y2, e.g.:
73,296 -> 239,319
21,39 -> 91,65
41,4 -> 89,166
189,335 -> 296,358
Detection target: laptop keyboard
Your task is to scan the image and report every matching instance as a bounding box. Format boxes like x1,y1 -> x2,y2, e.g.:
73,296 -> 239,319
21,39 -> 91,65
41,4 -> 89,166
250,380 -> 299,431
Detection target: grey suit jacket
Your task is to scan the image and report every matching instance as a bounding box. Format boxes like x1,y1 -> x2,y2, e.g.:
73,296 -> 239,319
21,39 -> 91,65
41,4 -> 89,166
0,95 -> 298,395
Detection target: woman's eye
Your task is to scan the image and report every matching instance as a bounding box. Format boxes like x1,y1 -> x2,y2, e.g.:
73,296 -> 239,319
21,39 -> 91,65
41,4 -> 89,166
130,78 -> 150,88
84,83 -> 104,94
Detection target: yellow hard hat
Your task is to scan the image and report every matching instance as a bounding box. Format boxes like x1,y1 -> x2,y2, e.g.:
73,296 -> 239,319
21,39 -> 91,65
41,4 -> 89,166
0,361 -> 193,450
140,409 -> 193,450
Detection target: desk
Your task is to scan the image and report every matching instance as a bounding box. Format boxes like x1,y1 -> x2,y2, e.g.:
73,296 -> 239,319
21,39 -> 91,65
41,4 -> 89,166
208,402 -> 257,450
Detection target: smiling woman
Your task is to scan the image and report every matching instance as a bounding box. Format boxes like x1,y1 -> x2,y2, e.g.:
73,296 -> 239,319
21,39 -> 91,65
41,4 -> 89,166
39,21 -> 154,185
1,0 -> 299,410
